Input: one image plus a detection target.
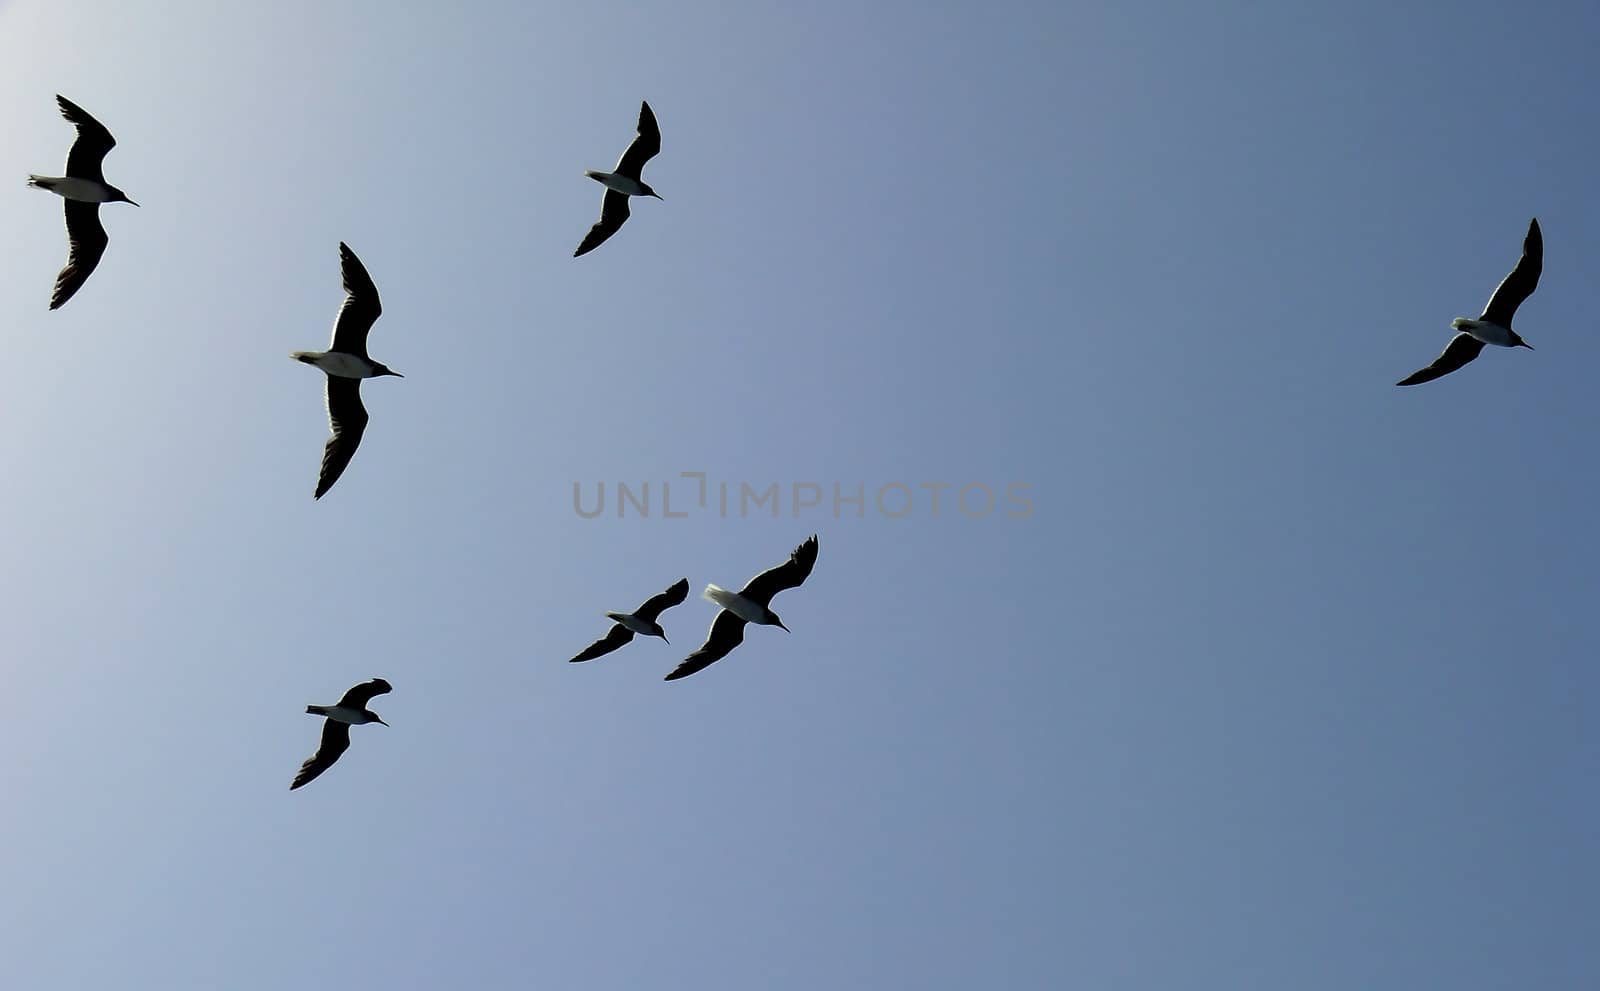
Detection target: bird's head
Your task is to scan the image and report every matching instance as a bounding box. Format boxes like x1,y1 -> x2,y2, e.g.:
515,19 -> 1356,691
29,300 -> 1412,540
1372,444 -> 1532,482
1511,332 -> 1534,350
651,623 -> 670,645
368,711 -> 389,727
110,186 -> 138,207
373,362 -> 404,378
768,611 -> 790,633
640,182 -> 663,201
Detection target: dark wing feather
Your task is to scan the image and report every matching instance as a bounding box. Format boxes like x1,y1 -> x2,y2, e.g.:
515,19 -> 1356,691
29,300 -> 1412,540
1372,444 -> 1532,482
614,101 -> 661,178
336,678 -> 393,709
739,535 -> 820,605
291,719 -> 352,790
635,578 -> 690,622
49,201 -> 107,310
329,242 -> 382,358
1395,333 -> 1486,386
665,610 -> 749,681
1479,218 -> 1542,327
574,190 -> 630,257
315,377 -> 369,499
569,625 -> 635,663
56,95 -> 115,182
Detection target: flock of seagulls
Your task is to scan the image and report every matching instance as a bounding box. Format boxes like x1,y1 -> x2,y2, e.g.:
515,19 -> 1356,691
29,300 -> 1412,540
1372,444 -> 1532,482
19,89 -> 1550,792
563,534 -> 822,682
296,536 -> 821,787
25,92 -> 812,791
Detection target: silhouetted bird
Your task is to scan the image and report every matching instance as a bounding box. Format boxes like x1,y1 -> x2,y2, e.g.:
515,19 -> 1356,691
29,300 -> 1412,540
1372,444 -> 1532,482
291,678 -> 392,791
569,578 -> 690,663
291,243 -> 403,499
28,95 -> 139,309
668,536 -> 819,681
574,101 -> 662,257
1397,218 -> 1541,386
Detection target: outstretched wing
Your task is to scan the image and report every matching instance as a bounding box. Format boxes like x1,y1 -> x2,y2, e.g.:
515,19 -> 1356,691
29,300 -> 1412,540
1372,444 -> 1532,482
337,678 -> 393,709
49,201 -> 108,310
665,610 -> 748,681
315,377 -> 369,499
739,535 -> 819,605
1479,218 -> 1542,327
613,101 -> 661,178
574,190 -> 630,257
569,625 -> 634,663
329,242 -> 382,357
291,719 -> 352,791
1395,332 -> 1486,387
635,578 -> 690,622
56,95 -> 116,183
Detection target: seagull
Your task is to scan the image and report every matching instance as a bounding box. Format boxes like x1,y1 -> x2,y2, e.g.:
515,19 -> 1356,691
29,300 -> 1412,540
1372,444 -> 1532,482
574,100 -> 662,257
291,678 -> 392,791
28,95 -> 139,310
1396,218 -> 1542,386
667,535 -> 819,682
291,243 -> 403,499
569,578 -> 690,663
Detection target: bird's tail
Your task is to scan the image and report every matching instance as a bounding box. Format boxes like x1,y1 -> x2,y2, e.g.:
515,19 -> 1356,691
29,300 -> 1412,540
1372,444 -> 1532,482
289,351 -> 318,364
702,584 -> 737,609
27,175 -> 54,190
305,704 -> 329,716
604,611 -> 629,623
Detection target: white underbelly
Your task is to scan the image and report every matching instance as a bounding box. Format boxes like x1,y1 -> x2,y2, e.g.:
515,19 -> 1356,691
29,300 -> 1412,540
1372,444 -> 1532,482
614,613 -> 656,636
315,352 -> 377,378
1453,318 -> 1515,347
704,585 -> 766,623
595,172 -> 648,196
45,177 -> 116,203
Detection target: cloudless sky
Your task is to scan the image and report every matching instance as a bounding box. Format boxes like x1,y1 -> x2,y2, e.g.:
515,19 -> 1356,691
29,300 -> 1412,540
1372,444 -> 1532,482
0,0 -> 1595,987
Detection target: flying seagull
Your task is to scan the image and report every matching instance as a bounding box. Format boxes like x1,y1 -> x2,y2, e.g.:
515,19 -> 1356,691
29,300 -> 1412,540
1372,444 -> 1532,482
291,678 -> 392,791
1396,218 -> 1541,386
574,100 -> 662,257
569,577 -> 690,663
291,243 -> 403,499
28,95 -> 139,310
667,535 -> 819,682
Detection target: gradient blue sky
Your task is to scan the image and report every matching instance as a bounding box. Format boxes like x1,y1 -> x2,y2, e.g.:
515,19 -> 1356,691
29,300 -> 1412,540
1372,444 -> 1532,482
0,0 -> 1596,987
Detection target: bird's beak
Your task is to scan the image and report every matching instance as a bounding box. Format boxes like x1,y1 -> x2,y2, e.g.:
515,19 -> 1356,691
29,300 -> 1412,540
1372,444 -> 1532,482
652,192 -> 664,200
661,634 -> 670,645
1519,342 -> 1535,350
375,717 -> 389,727
127,199 -> 140,207
389,370 -> 405,377
777,621 -> 791,633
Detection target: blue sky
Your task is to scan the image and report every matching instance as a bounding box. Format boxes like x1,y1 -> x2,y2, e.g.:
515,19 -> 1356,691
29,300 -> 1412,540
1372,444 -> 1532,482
0,0 -> 1595,987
